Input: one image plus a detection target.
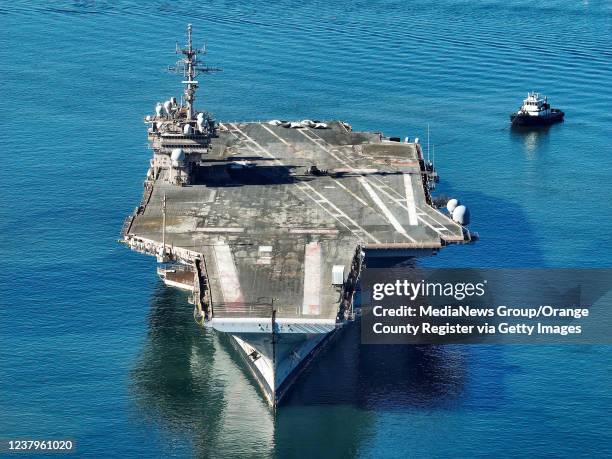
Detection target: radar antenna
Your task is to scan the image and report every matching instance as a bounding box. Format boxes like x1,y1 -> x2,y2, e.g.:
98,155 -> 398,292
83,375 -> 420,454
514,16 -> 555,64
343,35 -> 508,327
168,24 -> 221,120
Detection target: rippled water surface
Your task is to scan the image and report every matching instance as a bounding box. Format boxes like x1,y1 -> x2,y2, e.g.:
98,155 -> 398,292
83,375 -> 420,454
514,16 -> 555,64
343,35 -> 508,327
1,1 -> 611,457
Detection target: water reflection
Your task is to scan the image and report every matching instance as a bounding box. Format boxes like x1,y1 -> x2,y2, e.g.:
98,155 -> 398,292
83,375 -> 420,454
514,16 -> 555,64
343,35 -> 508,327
130,283 -> 274,457
509,124 -> 553,157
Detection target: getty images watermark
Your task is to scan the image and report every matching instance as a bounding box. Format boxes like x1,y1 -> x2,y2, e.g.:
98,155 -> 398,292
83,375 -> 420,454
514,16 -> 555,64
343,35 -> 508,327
360,268 -> 611,344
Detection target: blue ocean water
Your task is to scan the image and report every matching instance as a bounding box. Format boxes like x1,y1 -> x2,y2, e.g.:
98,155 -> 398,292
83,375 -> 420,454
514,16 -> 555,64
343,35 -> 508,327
1,0 -> 611,457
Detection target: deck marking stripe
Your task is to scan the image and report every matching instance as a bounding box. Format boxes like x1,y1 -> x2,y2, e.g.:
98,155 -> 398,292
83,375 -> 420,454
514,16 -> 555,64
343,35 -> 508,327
302,242 -> 321,315
260,122 -> 452,239
196,227 -> 245,233
403,173 -> 419,226
358,177 -> 415,242
302,184 -> 379,243
298,128 -> 423,232
259,124 -> 291,146
370,181 -> 454,235
297,128 -> 349,166
372,179 -> 459,234
372,182 -> 449,235
235,123 -> 379,243
213,242 -> 244,309
289,228 -> 339,235
331,178 -> 369,207
304,128 -> 464,237
262,125 -> 370,207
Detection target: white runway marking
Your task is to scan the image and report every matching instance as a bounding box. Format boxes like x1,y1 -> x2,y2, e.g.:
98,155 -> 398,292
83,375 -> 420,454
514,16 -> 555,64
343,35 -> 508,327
259,124 -> 371,209
264,120 -> 452,239
289,228 -> 339,235
213,242 -> 244,308
303,128 -> 463,238
196,227 -> 245,233
372,181 -> 455,236
237,123 -> 380,243
358,177 -> 415,242
331,178 -> 369,207
226,122 -> 461,241
403,173 -> 419,226
297,128 -> 420,227
302,242 -> 321,315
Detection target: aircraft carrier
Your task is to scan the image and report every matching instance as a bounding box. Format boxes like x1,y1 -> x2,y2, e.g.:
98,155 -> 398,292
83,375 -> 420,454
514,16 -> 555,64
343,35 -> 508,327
121,25 -> 473,406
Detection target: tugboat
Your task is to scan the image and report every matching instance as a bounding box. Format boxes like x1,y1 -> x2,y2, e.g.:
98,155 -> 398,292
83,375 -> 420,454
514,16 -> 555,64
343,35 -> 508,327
510,91 -> 564,126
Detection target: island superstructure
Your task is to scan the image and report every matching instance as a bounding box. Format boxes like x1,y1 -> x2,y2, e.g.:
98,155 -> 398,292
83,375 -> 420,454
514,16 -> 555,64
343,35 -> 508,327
121,25 -> 473,406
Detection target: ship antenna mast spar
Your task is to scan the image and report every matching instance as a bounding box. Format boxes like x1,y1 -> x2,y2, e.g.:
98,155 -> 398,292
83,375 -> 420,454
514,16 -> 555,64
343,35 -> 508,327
169,24 -> 221,121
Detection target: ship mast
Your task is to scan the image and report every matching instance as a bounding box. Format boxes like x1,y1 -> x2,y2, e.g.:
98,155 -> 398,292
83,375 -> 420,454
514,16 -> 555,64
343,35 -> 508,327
172,24 -> 221,121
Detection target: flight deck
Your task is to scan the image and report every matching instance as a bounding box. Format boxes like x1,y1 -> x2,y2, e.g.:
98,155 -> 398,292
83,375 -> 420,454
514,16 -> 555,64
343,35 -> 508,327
127,120 -> 467,322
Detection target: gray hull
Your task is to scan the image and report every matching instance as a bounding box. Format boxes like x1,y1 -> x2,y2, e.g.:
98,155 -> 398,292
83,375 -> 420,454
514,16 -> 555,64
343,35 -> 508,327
215,317 -> 338,405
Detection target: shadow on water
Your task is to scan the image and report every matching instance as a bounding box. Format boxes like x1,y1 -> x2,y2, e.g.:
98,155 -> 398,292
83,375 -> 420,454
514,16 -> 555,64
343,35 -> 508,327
282,320 -> 469,410
426,186 -> 547,268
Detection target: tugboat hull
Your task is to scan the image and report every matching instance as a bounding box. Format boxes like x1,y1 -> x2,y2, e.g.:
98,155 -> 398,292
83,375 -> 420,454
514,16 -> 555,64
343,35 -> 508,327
510,109 -> 564,126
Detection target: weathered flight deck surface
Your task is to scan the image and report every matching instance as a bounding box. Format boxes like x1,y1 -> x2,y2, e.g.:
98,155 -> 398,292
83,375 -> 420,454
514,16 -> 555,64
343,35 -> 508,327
121,25 -> 473,406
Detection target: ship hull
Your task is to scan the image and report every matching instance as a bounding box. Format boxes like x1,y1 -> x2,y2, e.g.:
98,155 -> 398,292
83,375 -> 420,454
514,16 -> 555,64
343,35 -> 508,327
211,317 -> 339,406
228,329 -> 339,405
510,109 -> 564,126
